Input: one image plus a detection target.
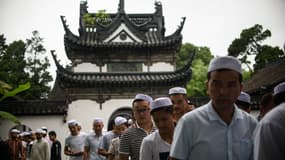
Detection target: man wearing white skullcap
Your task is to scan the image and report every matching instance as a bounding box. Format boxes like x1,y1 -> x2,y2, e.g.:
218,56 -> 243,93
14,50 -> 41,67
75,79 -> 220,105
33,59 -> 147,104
84,117 -> 105,160
108,117 -> 128,160
65,120 -> 87,160
120,93 -> 155,160
6,129 -> 25,160
168,87 -> 189,123
254,82 -> 285,160
98,116 -> 128,158
236,91 -> 251,113
30,128 -> 50,160
170,56 -> 258,160
140,97 -> 175,160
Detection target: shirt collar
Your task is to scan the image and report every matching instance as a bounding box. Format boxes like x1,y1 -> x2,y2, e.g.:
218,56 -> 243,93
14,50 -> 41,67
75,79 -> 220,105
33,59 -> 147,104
207,101 -> 244,122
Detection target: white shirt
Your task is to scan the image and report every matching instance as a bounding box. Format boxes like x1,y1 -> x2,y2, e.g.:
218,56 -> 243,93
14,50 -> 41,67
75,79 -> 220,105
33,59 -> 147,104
65,133 -> 87,160
254,102 -> 285,160
140,130 -> 171,160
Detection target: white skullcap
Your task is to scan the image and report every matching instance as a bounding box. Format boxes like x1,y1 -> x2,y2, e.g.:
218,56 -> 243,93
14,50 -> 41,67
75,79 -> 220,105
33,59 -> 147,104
151,97 -> 173,112
67,119 -> 79,126
93,117 -> 103,124
133,93 -> 153,103
274,82 -> 285,95
35,128 -> 44,134
237,91 -> 251,103
208,56 -> 242,74
114,116 -> 127,126
41,126 -> 47,130
169,87 -> 187,95
11,129 -> 20,133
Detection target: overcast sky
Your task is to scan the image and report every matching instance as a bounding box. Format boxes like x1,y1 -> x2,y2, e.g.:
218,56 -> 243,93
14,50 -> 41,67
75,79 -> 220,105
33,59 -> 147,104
1,0 -> 285,76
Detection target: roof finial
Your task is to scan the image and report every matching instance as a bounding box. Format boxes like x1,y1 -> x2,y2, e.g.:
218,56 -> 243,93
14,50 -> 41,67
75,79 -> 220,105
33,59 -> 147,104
118,0 -> 125,13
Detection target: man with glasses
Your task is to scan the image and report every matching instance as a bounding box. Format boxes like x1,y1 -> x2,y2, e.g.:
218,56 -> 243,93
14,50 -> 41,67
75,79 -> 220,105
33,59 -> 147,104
119,94 -> 155,160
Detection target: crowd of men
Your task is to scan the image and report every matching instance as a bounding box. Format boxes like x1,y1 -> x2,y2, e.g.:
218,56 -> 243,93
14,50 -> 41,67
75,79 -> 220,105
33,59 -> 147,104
0,56 -> 284,160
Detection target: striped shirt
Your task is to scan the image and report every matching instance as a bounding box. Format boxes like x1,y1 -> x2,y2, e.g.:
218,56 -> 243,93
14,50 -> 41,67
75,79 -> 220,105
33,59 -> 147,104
119,124 -> 156,160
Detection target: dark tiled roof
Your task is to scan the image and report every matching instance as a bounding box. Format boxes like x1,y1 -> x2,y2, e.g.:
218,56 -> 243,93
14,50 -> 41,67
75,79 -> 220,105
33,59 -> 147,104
243,58 -> 285,94
60,0 -> 185,61
0,100 -> 68,115
51,51 -> 193,89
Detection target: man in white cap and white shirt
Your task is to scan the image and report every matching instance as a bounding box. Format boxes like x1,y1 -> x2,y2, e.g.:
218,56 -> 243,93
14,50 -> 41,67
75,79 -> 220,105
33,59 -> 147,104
30,128 -> 50,160
108,117 -> 128,160
169,87 -> 190,123
254,81 -> 285,160
140,97 -> 175,160
119,93 -> 155,160
170,56 -> 258,160
236,91 -> 251,113
65,120 -> 87,160
84,117 -> 105,160
98,116 -> 127,158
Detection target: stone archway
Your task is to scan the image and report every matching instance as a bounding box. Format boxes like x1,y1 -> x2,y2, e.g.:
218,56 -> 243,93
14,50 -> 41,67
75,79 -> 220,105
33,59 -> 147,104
107,107 -> 132,131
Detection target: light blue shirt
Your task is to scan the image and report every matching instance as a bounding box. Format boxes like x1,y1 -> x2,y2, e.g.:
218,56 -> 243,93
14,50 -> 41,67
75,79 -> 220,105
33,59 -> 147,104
170,101 -> 257,160
85,132 -> 105,160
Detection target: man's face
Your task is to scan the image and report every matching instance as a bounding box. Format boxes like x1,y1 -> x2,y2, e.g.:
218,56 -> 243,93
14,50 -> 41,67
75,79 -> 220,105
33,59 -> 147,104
170,94 -> 187,122
35,133 -> 42,140
114,124 -> 127,135
68,125 -> 80,136
133,100 -> 152,124
49,135 -> 55,141
206,70 -> 242,110
93,122 -> 104,135
152,109 -> 174,135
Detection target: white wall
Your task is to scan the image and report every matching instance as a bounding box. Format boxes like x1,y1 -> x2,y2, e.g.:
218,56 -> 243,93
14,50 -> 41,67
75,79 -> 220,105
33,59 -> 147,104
149,62 -> 174,72
0,99 -> 133,160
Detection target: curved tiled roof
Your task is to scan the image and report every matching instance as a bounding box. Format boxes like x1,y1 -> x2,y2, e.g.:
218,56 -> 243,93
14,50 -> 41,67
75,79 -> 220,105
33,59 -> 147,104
243,58 -> 285,94
51,50 -> 193,89
0,100 -> 68,115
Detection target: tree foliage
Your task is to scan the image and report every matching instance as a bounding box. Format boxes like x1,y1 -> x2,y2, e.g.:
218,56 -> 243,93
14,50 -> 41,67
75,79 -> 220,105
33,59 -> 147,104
0,31 -> 53,100
24,31 -> 53,99
228,24 -> 284,72
176,43 -> 213,96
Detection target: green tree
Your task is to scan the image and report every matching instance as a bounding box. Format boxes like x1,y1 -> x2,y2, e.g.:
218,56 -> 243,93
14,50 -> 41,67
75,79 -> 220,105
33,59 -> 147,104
228,24 -> 271,72
24,31 -> 53,99
0,38 -> 28,89
176,43 -> 213,96
254,45 -> 285,70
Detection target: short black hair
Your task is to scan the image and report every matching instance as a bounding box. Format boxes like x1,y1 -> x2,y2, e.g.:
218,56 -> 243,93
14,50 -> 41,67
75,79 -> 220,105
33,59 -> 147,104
274,91 -> 285,106
236,100 -> 250,109
48,131 -> 56,137
207,69 -> 242,83
260,93 -> 274,109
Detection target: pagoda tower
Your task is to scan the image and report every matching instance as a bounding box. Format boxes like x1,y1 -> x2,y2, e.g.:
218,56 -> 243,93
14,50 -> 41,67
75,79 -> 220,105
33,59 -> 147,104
50,0 -> 193,129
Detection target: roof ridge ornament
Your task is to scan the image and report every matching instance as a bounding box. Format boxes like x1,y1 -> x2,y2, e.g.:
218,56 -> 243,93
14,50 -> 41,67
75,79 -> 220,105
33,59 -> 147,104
118,0 -> 125,14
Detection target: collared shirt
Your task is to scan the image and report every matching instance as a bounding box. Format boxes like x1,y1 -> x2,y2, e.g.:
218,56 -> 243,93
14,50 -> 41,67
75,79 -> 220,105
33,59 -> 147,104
140,130 -> 171,160
119,122 -> 156,160
254,102 -> 285,160
170,101 -> 257,160
85,132 -> 105,160
65,133 -> 87,160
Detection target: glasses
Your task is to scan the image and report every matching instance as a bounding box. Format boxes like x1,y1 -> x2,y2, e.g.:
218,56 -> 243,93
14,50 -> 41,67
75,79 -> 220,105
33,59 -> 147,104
134,108 -> 150,113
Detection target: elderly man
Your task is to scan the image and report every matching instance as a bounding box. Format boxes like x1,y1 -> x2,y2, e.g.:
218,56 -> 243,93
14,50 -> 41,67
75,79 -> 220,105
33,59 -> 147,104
84,118 -> 105,160
30,129 -> 50,160
140,97 -> 175,160
254,82 -> 285,160
119,94 -> 155,160
169,87 -> 189,122
170,56 -> 258,160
